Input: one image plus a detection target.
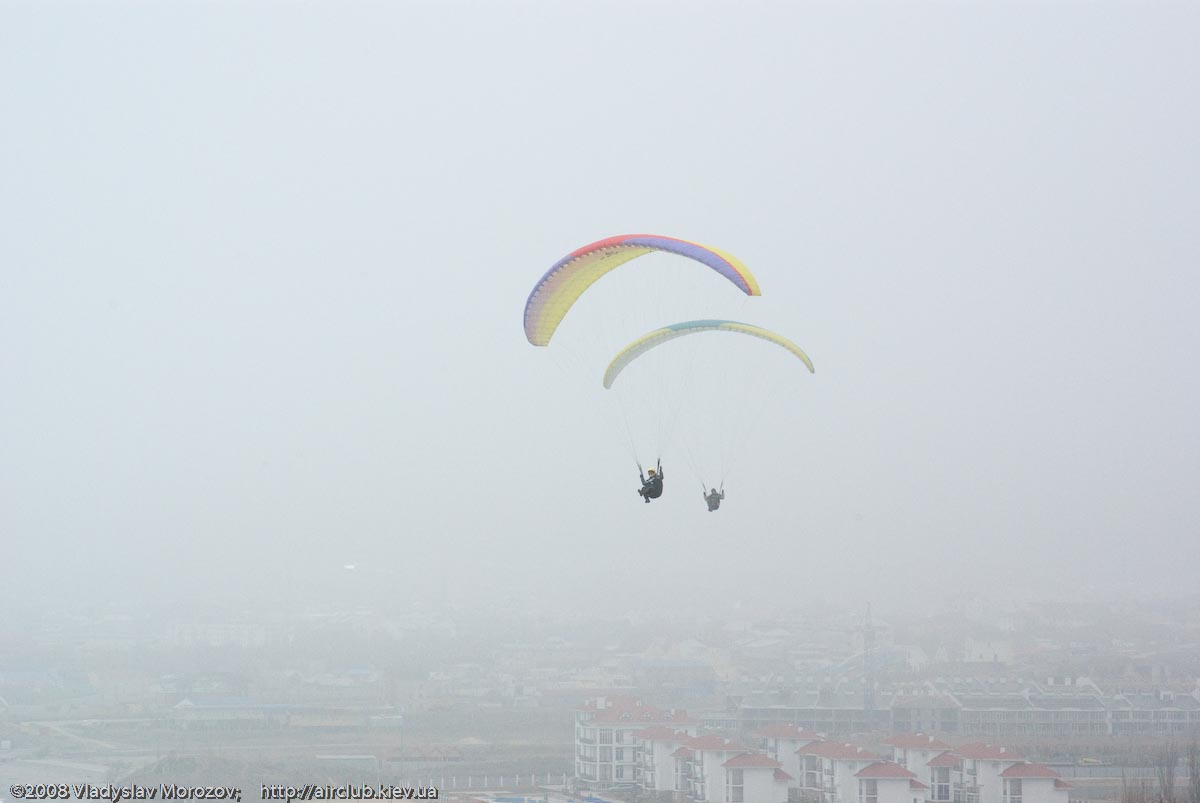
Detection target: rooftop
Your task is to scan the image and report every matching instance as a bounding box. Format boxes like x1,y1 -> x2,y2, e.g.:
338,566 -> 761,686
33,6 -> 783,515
856,762 -> 918,780
999,763 -> 1062,779
724,753 -> 783,769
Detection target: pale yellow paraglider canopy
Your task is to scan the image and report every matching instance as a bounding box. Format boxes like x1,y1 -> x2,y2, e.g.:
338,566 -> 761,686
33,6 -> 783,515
603,319 -> 814,389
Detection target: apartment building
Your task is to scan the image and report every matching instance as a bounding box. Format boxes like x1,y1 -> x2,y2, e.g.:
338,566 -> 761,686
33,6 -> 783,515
795,741 -> 881,803
635,726 -> 695,794
740,684 -> 1200,739
853,762 -> 926,803
631,726 -> 795,803
575,696 -> 696,789
925,751 -> 961,803
883,734 -> 952,782
722,753 -> 792,803
955,742 -> 1025,803
686,734 -> 751,803
753,724 -> 825,784
1107,691 -> 1200,735
997,763 -> 1071,803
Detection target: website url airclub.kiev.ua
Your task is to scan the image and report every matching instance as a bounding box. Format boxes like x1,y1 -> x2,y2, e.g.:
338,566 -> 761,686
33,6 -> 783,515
9,786 -> 243,803
262,785 -> 438,801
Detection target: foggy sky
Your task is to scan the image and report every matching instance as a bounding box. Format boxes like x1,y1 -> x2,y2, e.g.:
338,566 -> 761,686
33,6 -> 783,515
2,1 -> 1198,615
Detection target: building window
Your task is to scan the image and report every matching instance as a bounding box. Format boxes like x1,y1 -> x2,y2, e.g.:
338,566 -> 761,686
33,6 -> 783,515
727,769 -> 744,803
1004,779 -> 1022,803
859,780 -> 878,803
600,747 -> 612,762
933,768 -> 952,801
600,730 -> 613,744
616,767 -> 625,780
599,765 -> 611,781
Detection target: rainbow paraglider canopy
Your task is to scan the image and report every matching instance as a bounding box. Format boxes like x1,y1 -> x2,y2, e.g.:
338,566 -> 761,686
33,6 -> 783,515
523,234 -> 761,346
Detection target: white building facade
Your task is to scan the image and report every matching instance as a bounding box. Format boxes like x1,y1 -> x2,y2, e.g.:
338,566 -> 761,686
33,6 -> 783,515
575,696 -> 696,790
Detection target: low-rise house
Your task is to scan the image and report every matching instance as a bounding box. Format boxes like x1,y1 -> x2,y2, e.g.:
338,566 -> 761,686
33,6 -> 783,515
634,726 -> 696,794
925,751 -> 962,803
753,724 -> 824,784
883,734 -> 952,783
854,762 -> 926,803
687,734 -> 749,803
722,753 -> 791,803
954,744 -> 1024,803
997,763 -> 1070,803
796,741 -> 880,803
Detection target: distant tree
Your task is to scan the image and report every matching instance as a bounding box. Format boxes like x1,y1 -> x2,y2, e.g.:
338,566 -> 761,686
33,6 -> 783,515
1188,740 -> 1200,803
1124,768 -> 1153,803
1156,739 -> 1180,803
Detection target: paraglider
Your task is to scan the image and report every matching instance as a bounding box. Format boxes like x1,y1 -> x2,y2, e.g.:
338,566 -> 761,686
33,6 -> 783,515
604,320 -> 814,505
704,487 -> 725,512
602,319 -> 815,389
524,234 -> 816,510
523,234 -> 761,347
638,459 -> 664,503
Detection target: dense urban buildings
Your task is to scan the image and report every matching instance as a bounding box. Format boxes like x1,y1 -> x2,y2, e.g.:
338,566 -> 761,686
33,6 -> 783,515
574,695 -> 1076,803
2,594 -> 1198,803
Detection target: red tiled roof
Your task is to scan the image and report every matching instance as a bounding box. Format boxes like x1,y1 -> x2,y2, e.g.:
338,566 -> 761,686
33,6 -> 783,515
775,769 -> 794,782
886,734 -> 952,749
724,753 -> 783,769
856,762 -> 918,779
799,741 -> 878,760
956,743 -> 1023,760
755,724 -> 824,740
999,763 -> 1061,779
672,747 -> 694,759
928,751 -> 963,768
911,781 -> 930,791
1054,780 -> 1072,789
